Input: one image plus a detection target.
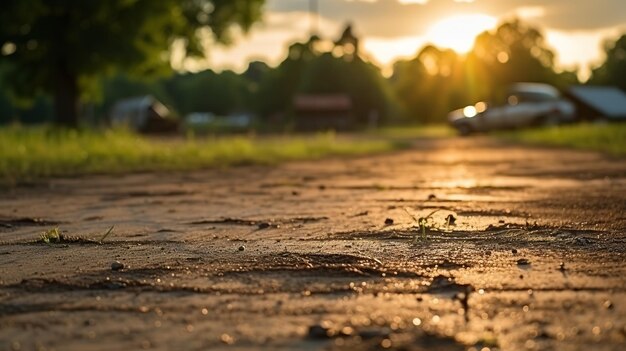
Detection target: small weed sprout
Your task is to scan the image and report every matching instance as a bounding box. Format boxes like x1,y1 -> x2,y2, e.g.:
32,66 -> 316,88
99,226 -> 115,244
418,209 -> 440,241
38,226 -> 114,245
40,227 -> 60,244
404,208 -> 457,242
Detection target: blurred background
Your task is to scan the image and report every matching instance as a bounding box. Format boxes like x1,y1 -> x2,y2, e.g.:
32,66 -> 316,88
0,0 -> 624,131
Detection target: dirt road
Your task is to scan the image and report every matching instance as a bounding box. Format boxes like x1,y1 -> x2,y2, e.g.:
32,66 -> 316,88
1,137 -> 625,350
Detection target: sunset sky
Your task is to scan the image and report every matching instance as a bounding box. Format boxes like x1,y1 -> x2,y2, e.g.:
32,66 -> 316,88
191,0 -> 626,80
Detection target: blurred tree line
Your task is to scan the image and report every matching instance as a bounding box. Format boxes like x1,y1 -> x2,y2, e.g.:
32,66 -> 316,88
0,0 -> 265,126
391,20 -> 582,123
1,3 -> 626,127
589,34 -> 626,91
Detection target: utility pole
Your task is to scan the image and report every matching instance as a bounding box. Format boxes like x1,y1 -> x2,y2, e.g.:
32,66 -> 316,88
309,0 -> 319,36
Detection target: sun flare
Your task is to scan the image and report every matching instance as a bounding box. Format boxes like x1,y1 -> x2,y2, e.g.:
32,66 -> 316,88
427,14 -> 497,53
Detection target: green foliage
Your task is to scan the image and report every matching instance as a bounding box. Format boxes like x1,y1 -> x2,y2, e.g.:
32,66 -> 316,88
371,125 -> 455,139
403,208 -> 442,242
1,11 -> 621,130
589,34 -> 626,91
0,126 -> 403,183
0,0 -> 265,125
499,123 -> 626,156
254,41 -> 317,121
299,53 -> 399,125
95,67 -> 258,124
391,46 -> 467,123
164,69 -> 253,116
99,226 -> 115,244
0,91 -> 17,124
37,225 -> 115,245
390,20 -> 580,124
0,62 -> 55,124
40,228 -> 61,244
99,75 -> 169,114
93,32 -> 401,128
253,33 -> 400,127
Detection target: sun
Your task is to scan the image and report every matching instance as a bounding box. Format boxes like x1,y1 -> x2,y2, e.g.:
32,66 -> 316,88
427,14 -> 497,53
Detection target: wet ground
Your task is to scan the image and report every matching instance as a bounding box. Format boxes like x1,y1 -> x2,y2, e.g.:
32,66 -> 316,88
1,137 -> 625,350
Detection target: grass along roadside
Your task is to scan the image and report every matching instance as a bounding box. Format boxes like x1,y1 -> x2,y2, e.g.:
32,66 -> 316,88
0,126 -> 408,183
371,124 -> 456,139
498,122 -> 626,156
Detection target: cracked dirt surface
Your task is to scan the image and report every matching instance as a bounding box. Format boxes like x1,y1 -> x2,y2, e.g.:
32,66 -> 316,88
1,137 -> 625,350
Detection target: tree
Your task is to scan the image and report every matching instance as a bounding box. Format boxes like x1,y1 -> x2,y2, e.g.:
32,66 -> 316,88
391,45 -> 466,123
255,26 -> 399,127
254,38 -> 320,121
163,69 -> 252,116
470,20 -> 578,95
390,19 -> 579,123
0,0 -> 264,127
589,33 -> 626,91
299,53 -> 397,125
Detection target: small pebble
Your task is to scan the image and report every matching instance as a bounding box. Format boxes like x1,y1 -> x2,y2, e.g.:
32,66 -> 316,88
258,222 -> 271,230
111,261 -> 124,271
384,218 -> 394,225
427,194 -> 437,200
220,333 -> 235,344
308,324 -> 331,339
238,245 -> 245,251
511,249 -> 518,254
575,237 -> 592,245
517,258 -> 530,265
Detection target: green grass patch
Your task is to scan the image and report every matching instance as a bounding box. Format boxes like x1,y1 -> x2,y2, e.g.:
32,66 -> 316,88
0,126 -> 409,183
39,227 -> 61,244
372,124 -> 456,139
499,122 -> 626,156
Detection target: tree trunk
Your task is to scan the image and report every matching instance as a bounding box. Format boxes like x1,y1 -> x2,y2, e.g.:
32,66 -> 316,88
53,63 -> 79,127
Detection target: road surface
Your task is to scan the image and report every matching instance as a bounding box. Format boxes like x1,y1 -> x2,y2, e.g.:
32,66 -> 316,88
1,137 -> 625,350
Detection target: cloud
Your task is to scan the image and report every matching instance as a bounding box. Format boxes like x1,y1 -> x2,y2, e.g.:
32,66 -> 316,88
267,0 -> 626,37
397,0 -> 429,4
514,6 -> 546,19
190,0 -> 626,75
184,11 -> 342,72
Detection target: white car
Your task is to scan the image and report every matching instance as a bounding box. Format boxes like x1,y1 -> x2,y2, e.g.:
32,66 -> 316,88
448,83 -> 577,135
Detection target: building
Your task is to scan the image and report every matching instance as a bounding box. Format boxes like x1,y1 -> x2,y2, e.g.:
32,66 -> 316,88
293,94 -> 354,131
110,96 -> 178,133
566,86 -> 626,121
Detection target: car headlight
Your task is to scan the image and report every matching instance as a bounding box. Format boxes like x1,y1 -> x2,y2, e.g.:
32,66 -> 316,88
463,106 -> 477,118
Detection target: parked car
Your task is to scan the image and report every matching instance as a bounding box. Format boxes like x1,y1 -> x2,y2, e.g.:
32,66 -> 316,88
448,83 -> 576,135
183,112 -> 254,133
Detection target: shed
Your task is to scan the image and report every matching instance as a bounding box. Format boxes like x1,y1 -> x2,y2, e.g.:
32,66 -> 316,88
293,94 -> 354,131
566,86 -> 626,121
110,96 -> 178,133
